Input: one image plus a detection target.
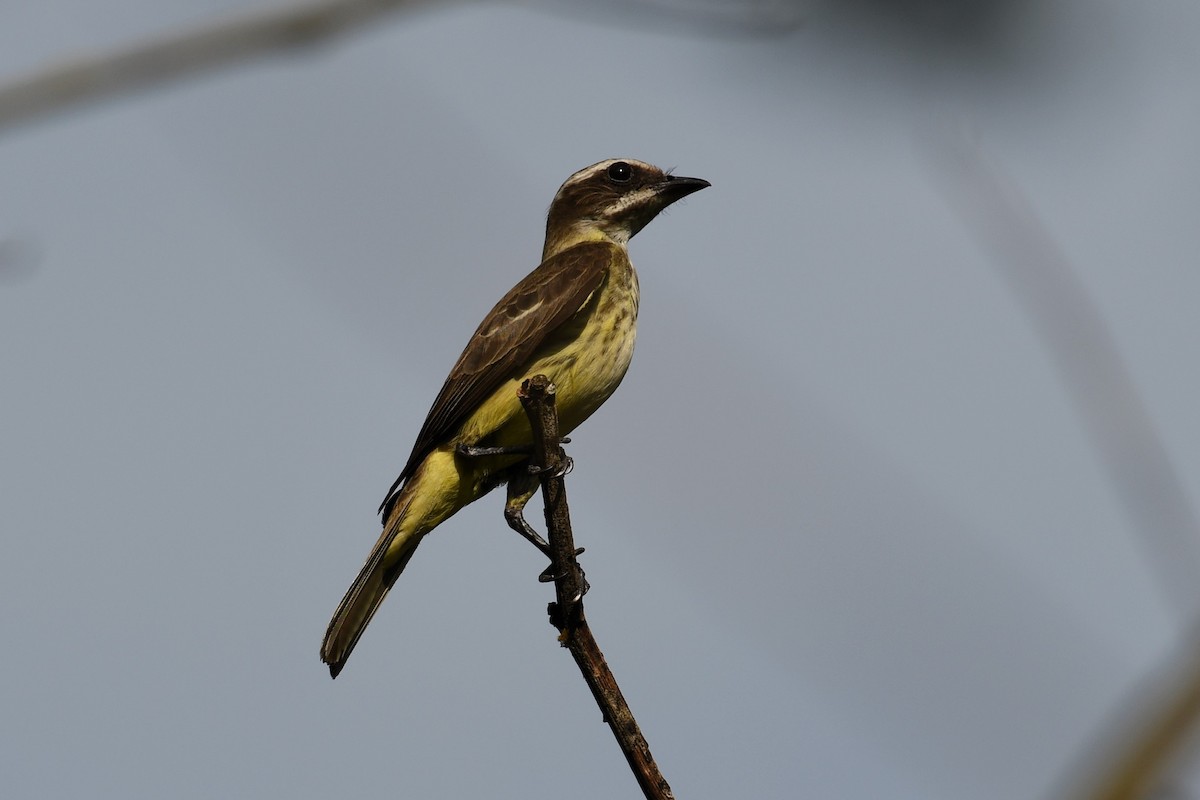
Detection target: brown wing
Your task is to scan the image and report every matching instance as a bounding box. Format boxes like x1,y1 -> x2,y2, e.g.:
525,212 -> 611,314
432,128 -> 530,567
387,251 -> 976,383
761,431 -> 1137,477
379,241 -> 616,516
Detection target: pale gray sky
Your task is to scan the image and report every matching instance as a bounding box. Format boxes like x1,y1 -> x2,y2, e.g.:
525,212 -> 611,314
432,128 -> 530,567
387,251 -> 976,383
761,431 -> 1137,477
3,1 -> 1200,797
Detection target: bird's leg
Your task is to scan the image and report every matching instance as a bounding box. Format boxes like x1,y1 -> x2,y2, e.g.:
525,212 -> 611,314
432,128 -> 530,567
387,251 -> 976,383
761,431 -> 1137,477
527,454 -> 574,479
457,443 -> 527,458
504,464 -> 584,583
461,437 -> 581,581
456,437 -> 570,460
504,471 -> 548,555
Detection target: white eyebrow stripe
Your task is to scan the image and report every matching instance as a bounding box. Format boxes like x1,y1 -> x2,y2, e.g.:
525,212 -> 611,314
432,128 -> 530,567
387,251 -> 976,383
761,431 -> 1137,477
557,163 -> 612,192
556,159 -> 653,192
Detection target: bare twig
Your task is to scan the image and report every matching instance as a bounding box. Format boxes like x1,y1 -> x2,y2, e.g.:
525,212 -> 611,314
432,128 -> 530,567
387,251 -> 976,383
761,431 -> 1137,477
0,0 -> 437,133
518,375 -> 675,800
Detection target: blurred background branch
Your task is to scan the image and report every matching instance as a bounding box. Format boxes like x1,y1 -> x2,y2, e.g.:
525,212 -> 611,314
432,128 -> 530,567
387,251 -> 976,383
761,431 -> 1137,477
5,2 -> 1200,797
0,0 -> 824,135
0,0 -> 437,133
926,128 -> 1200,620
926,128 -> 1200,800
1056,627 -> 1200,800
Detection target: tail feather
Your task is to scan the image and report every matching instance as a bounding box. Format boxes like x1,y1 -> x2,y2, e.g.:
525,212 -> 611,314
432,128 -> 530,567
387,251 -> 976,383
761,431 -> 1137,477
321,500 -> 421,679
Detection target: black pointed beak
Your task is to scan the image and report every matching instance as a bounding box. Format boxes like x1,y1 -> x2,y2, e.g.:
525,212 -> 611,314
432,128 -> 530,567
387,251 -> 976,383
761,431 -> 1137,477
656,175 -> 711,203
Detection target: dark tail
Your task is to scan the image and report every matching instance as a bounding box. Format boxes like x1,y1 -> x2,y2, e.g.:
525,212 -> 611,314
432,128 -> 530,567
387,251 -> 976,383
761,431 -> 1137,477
320,499 -> 422,679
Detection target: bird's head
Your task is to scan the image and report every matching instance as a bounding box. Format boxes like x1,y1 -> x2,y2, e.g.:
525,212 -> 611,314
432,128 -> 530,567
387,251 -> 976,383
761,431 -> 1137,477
543,159 -> 709,258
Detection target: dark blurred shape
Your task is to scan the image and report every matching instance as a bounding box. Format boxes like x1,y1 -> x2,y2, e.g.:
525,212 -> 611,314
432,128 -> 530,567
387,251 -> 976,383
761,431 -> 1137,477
840,0 -> 1025,45
550,0 -> 1030,47
816,0 -> 1042,74
1049,622 -> 1200,799
530,0 -> 807,36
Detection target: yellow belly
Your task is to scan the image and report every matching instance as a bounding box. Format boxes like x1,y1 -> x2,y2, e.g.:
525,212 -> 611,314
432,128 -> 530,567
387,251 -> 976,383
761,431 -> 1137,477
394,255 -> 639,538
460,255 -> 638,449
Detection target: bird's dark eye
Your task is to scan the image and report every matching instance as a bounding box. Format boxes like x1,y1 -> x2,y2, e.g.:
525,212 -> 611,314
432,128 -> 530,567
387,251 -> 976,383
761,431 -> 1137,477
607,162 -> 633,183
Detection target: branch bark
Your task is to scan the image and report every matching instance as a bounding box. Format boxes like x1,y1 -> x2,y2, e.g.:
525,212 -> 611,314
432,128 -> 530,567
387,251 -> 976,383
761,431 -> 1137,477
518,375 -> 675,800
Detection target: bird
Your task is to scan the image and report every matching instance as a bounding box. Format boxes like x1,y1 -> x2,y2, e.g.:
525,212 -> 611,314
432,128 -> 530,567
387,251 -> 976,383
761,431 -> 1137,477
320,158 -> 709,678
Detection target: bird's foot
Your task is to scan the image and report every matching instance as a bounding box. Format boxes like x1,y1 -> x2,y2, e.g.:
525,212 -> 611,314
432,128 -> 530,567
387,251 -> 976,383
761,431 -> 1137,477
528,454 -> 574,479
537,554 -> 588,585
456,443 -> 529,458
456,437 -> 569,460
505,503 -> 551,554
505,503 -> 585,566
501,439 -> 577,583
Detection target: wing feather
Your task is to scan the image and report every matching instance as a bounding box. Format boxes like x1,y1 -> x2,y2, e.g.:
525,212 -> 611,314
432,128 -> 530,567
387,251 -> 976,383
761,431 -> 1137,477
379,242 -> 616,515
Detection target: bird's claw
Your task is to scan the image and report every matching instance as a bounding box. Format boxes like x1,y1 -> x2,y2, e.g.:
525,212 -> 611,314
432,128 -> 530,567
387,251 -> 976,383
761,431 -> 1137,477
528,455 -> 574,479
537,548 -> 586,583
456,443 -> 532,458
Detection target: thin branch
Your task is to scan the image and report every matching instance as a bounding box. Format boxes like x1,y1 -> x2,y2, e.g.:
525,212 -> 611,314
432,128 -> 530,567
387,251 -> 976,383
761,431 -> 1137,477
0,0 -> 437,133
518,375 -> 675,800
